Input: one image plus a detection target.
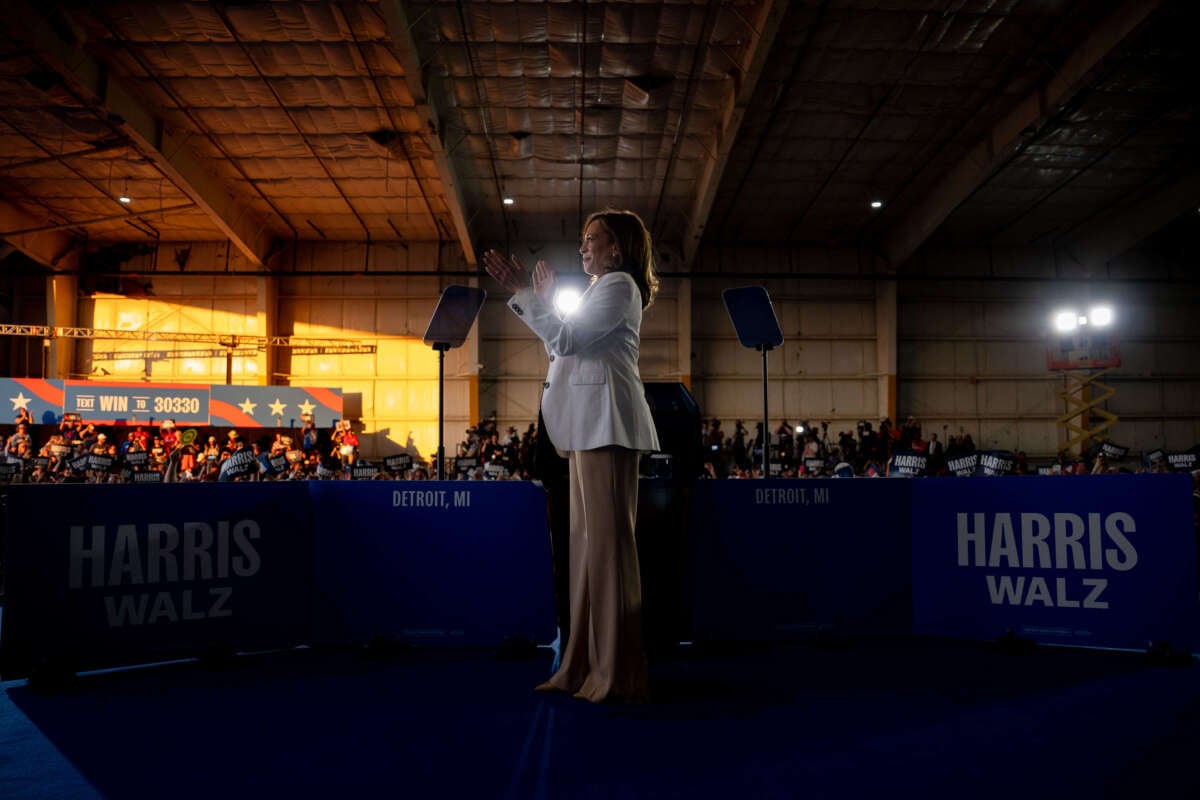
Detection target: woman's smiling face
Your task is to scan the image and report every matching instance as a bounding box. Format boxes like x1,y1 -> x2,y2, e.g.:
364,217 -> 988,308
579,219 -> 616,277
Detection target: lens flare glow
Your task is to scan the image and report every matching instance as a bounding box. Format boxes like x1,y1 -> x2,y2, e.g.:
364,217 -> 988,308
554,288 -> 582,316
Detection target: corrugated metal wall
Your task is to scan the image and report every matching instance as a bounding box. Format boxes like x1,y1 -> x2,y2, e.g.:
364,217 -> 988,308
688,276 -> 879,440
65,248 -> 1200,463
899,278 -> 1200,457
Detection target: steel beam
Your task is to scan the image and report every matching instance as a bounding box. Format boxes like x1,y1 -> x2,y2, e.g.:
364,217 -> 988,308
377,0 -> 479,265
7,0 -> 274,265
683,0 -> 789,267
879,0 -> 1163,271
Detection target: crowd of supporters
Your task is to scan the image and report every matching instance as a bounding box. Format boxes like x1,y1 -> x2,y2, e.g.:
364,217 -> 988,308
0,409 -> 437,484
693,416 -> 1159,478
2,406 -> 1192,485
718,416 -> 1200,478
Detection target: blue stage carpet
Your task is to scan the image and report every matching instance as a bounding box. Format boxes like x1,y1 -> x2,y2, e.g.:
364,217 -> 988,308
2,638 -> 1198,799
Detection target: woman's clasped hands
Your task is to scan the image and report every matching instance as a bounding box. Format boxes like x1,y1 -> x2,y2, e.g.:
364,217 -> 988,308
484,249 -> 556,306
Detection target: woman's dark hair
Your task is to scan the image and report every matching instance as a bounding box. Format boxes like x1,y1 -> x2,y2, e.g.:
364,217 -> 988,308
584,208 -> 659,309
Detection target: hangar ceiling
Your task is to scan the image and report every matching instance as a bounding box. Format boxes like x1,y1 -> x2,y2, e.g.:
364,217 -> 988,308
0,0 -> 1196,277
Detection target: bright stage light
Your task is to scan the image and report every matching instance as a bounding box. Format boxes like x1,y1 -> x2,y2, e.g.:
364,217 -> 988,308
1053,310 -> 1078,332
553,287 -> 582,316
1089,305 -> 1114,327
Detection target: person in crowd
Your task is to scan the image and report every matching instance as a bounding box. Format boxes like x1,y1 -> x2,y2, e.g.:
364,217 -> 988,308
926,431 -> 944,471
7,423 -> 32,458
10,438 -> 32,467
301,413 -> 318,452
335,421 -> 358,467
149,436 -> 168,469
484,207 -> 660,704
14,405 -> 34,427
178,435 -> 199,478
160,420 -> 178,453
203,435 -> 221,464
732,420 -> 749,471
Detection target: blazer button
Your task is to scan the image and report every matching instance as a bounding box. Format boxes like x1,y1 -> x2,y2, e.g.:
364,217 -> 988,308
548,355 -> 555,361
543,382 -> 550,389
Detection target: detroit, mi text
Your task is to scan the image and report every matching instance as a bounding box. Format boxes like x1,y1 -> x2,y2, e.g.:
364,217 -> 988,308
392,489 -> 472,509
754,487 -> 830,506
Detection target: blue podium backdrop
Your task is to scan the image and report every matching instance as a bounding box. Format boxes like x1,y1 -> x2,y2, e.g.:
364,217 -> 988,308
688,479 -> 913,640
911,474 -> 1199,651
1,483 -> 314,677
309,481 -> 556,647
4,476 -> 1197,678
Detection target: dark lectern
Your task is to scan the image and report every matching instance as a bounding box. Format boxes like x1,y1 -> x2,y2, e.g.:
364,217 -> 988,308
638,382 -> 702,651
722,286 -> 784,478
422,285 -> 486,480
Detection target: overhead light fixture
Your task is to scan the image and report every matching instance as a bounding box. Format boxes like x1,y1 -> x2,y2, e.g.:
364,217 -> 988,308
1053,310 -> 1078,332
1089,305 -> 1114,327
118,195 -> 131,204
1052,305 -> 1115,332
502,197 -> 515,205
870,200 -> 883,209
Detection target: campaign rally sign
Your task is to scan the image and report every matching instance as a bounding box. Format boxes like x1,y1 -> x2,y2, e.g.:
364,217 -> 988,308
1167,452 -> 1198,472
979,450 -> 1016,476
384,454 -> 413,473
2,378 -> 343,428
64,380 -> 209,425
209,385 -> 343,429
947,453 -> 979,477
308,481 -> 555,647
889,451 -> 926,477
350,462 -> 379,480
218,448 -> 257,480
0,482 -> 313,678
1098,441 -> 1129,460
688,478 -> 913,640
0,378 -> 64,425
911,474 -> 1199,651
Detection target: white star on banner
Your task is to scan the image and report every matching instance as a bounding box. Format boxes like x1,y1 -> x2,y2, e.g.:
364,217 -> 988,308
238,398 -> 257,415
268,399 -> 287,417
297,400 -> 316,416
10,392 -> 32,411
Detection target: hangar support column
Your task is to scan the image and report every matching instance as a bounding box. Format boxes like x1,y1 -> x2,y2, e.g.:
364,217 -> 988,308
875,279 -> 897,425
45,273 -> 77,379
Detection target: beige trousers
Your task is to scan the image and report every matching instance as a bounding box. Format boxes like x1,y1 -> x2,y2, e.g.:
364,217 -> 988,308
545,446 -> 648,702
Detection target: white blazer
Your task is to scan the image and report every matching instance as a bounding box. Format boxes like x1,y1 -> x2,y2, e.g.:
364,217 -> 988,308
508,271 -> 660,453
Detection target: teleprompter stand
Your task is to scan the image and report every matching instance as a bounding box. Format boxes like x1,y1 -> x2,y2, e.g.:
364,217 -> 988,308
722,286 -> 784,478
422,285 -> 487,480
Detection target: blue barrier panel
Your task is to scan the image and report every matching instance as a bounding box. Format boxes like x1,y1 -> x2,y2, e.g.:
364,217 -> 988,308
309,481 -> 556,646
912,474 -> 1200,651
0,483 -> 313,679
688,479 -> 913,641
